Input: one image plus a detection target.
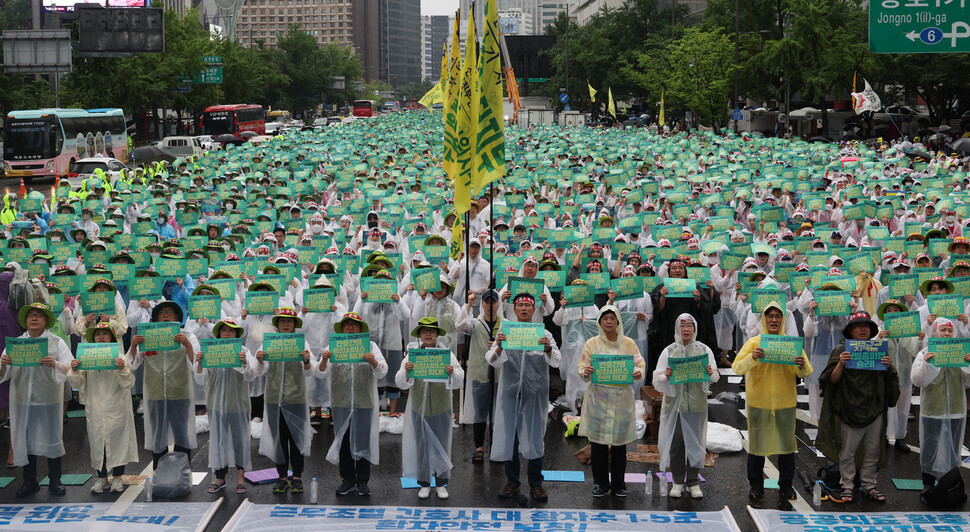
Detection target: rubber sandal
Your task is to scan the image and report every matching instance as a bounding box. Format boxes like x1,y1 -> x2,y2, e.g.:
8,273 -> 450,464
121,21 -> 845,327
207,482 -> 226,494
840,489 -> 854,503
472,449 -> 484,463
865,488 -> 886,503
236,483 -> 248,494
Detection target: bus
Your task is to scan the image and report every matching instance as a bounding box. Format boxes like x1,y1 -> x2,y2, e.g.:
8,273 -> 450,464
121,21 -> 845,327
353,100 -> 378,118
265,109 -> 291,134
3,108 -> 128,181
199,104 -> 265,137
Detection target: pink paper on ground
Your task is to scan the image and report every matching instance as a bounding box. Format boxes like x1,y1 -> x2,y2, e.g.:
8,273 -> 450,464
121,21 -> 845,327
244,468 -> 290,484
623,472 -> 706,483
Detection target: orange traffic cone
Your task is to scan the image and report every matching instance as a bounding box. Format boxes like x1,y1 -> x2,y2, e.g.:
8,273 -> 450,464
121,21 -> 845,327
18,177 -> 25,198
52,176 -> 60,201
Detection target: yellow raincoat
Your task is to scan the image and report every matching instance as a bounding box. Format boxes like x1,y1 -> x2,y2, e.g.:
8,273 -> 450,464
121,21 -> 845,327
732,302 -> 813,456
0,194 -> 17,225
855,271 -> 882,317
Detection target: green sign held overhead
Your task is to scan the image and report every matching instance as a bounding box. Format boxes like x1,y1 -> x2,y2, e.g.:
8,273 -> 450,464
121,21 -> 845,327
869,3 -> 970,53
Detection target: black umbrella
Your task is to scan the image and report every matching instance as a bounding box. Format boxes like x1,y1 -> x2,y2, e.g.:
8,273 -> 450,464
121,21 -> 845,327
238,131 -> 258,139
949,138 -> 970,154
214,134 -> 244,145
904,150 -> 933,161
861,137 -> 880,145
808,135 -> 833,143
131,145 -> 176,163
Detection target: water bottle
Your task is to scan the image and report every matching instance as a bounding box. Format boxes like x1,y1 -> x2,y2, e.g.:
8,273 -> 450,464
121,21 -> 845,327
813,481 -> 822,506
659,475 -> 668,497
145,477 -> 153,502
309,478 -> 318,504
645,470 -> 653,496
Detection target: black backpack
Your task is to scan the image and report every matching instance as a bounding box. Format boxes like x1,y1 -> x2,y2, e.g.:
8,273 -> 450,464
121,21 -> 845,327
921,467 -> 966,508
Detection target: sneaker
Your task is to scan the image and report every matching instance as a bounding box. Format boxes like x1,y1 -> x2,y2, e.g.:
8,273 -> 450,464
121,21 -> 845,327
110,477 -> 124,493
780,483 -> 797,501
894,440 -> 911,453
613,487 -> 628,498
497,481 -> 519,500
749,486 -> 765,500
48,481 -> 66,496
272,479 -> 289,493
435,486 -> 449,499
336,479 -> 356,496
291,479 -> 304,493
15,482 -> 39,498
591,484 -> 607,498
530,485 -> 548,502
91,478 -> 108,494
356,482 -> 370,496
688,485 -> 703,499
669,483 -> 684,498
136,400 -> 144,414
418,486 -> 431,499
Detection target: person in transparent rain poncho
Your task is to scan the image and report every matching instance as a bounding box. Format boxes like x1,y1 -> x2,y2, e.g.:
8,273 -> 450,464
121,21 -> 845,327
255,306 -> 315,495
461,289 -> 501,464
353,269 -> 409,416
652,313 -> 718,499
298,275 -> 347,423
395,317 -> 464,500
732,302 -> 812,502
0,303 -> 74,497
193,318 -> 260,495
806,282 -> 854,424
241,282 -> 280,421
911,318 -> 970,492
554,279 -> 600,414
874,299 -> 924,453
68,323 -> 138,495
578,306 -> 646,499
487,293 -> 561,503
320,312 -> 387,497
127,301 -> 199,469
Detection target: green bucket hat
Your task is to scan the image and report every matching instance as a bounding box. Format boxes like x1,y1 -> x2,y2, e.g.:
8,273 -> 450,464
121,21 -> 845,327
920,276 -> 954,297
334,312 -> 369,333
18,302 -> 55,329
272,306 -> 303,329
192,284 -> 221,297
411,316 -> 448,338
84,322 -> 118,343
877,299 -> 906,322
212,317 -> 244,338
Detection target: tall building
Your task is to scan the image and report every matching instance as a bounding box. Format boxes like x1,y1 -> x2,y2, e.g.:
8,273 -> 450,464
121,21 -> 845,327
571,0 -> 622,25
164,0 -> 192,16
498,8 -> 533,35
421,15 -> 452,81
379,0 -> 422,86
459,0 -> 573,36
235,0 -> 357,48
536,0 -> 575,34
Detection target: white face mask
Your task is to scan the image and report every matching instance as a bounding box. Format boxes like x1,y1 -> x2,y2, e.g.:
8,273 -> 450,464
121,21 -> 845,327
948,216 -> 956,223
150,253 -> 161,259
825,204 -> 833,211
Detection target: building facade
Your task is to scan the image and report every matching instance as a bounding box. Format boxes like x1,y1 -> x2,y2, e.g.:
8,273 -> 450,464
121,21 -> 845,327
421,15 -> 452,81
235,0 -> 356,48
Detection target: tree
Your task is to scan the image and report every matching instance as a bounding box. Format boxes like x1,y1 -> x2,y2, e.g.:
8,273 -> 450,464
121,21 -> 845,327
664,28 -> 736,130
0,0 -> 49,116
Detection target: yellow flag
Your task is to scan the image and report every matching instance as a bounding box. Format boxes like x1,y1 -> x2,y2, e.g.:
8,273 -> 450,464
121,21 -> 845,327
419,82 -> 443,109
588,82 -> 596,103
454,8 -> 478,215
440,43 -> 448,88
473,0 -> 505,194
659,91 -> 665,127
442,14 -> 463,180
607,87 -> 615,118
449,217 -> 465,260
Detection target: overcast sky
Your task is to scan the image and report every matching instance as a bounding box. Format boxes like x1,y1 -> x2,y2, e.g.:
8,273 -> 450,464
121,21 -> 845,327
422,0 -> 460,16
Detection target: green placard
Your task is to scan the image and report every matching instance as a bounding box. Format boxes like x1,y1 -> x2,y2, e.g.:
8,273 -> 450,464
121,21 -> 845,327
869,1 -> 970,54
750,289 -> 786,314
500,322 -> 545,350
80,290 -> 116,315
610,277 -> 642,301
188,295 -> 222,320
263,332 -> 305,362
129,276 -> 164,300
48,292 -> 65,314
885,311 -> 921,339
49,274 -> 80,296
200,338 -> 243,369
155,258 -> 187,280
928,294 -> 963,319
255,274 -> 286,293
508,276 -> 544,301
719,251 -> 746,272
245,291 -> 279,315
847,253 -> 874,275
668,353 -> 710,385
303,287 -> 335,313
207,278 -> 238,300
410,267 -> 441,293
564,283 -> 595,307
815,290 -> 852,317
77,343 -> 121,370
329,333 -> 369,363
137,322 -> 180,351
887,274 -> 918,298
759,334 -> 803,366
928,337 -> 970,368
407,348 -> 450,380
580,272 -> 610,294
665,278 -> 696,298
537,270 -> 566,291
5,337 -> 47,366
361,277 -> 397,303
591,354 -> 635,385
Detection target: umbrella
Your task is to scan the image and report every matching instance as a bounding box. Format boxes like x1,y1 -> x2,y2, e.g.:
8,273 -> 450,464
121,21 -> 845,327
861,137 -> 880,145
214,134 -> 244,145
249,135 -> 273,145
238,131 -> 258,139
904,150 -> 933,161
130,145 -> 176,163
808,136 -> 833,143
949,138 -> 970,154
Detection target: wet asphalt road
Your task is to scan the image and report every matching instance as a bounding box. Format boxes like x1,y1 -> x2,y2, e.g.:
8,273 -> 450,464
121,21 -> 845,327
0,371 -> 963,531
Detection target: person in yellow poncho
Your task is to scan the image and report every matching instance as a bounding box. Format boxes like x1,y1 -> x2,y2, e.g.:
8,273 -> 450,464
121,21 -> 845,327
577,305 -> 645,499
732,301 -> 813,502
854,270 -> 882,317
0,194 -> 17,225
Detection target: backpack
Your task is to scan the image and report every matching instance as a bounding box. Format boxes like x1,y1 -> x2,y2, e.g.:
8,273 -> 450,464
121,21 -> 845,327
921,467 -> 966,508
8,268 -> 50,311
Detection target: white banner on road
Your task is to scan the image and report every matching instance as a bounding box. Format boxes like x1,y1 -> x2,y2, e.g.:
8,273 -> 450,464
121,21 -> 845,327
749,508 -> 970,531
224,502 -> 741,532
0,501 -> 220,531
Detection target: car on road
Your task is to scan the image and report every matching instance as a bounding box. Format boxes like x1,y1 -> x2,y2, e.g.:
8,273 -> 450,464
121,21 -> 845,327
158,136 -> 204,158
195,135 -> 218,151
66,156 -> 127,189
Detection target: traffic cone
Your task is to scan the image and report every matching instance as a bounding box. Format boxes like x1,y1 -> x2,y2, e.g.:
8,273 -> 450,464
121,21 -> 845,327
18,177 -> 25,198
52,176 -> 60,201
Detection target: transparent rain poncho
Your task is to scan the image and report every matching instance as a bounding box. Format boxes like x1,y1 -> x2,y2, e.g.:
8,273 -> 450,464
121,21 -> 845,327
257,337 -> 316,463
323,340 -> 387,465
194,345 -> 258,471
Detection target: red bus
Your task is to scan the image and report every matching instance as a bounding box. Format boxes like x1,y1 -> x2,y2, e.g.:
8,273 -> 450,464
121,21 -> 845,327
353,100 -> 378,118
200,104 -> 265,137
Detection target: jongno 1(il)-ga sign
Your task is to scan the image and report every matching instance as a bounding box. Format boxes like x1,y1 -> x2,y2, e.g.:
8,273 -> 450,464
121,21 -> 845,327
869,1 -> 970,53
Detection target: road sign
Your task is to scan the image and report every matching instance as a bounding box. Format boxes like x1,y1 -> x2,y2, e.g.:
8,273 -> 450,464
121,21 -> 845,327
559,93 -> 569,104
731,108 -> 743,121
2,30 -> 72,74
870,4 -> 970,53
193,66 -> 223,84
77,7 -> 165,57
527,77 -> 547,83
564,104 -> 572,111
172,85 -> 191,94
202,55 -> 222,65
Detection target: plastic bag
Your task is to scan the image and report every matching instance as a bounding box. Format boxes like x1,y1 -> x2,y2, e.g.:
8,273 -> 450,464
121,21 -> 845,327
195,414 -> 209,434
379,415 -> 403,434
706,421 -> 743,453
250,420 -> 263,439
152,452 -> 191,498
